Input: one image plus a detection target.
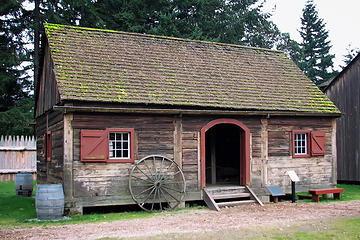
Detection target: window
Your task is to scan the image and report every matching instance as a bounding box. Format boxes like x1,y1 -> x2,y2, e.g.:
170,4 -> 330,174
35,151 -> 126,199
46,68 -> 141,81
294,132 -> 308,155
292,131 -> 326,158
109,132 -> 130,159
81,128 -> 135,163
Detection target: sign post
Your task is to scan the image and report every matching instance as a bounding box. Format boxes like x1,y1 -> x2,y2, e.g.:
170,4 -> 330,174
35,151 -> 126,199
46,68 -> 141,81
287,170 -> 300,203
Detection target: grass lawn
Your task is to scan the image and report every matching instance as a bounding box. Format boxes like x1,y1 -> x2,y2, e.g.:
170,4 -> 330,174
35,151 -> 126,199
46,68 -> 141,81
297,184 -> 360,202
0,180 -> 37,226
0,181 -> 154,227
0,181 -> 359,229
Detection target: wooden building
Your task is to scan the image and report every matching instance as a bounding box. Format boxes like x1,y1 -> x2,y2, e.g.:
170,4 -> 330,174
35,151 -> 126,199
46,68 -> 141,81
36,23 -> 340,214
325,53 -> 360,184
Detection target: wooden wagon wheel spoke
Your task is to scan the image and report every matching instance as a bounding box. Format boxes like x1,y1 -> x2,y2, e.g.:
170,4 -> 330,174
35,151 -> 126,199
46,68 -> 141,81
136,167 -> 153,182
161,184 -> 184,193
139,187 -> 156,206
164,161 -> 175,173
171,170 -> 182,176
131,175 -> 153,184
134,185 -> 155,198
161,187 -> 181,203
161,180 -> 184,185
160,157 -> 165,172
159,187 -> 171,204
151,188 -> 158,211
142,160 -> 156,179
159,189 -> 164,210
129,155 -> 186,212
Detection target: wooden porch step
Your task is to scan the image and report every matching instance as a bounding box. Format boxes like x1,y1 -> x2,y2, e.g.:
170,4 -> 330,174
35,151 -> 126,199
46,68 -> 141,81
212,192 -> 251,200
206,186 -> 246,195
217,200 -> 256,207
203,185 -> 263,211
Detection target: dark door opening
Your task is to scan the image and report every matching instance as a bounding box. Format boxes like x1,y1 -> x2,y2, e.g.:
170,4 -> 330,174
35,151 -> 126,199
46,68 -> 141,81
205,124 -> 242,185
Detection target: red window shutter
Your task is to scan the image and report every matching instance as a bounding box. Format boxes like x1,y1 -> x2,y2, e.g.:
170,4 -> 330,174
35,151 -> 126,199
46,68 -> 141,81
43,133 -> 46,161
80,130 -> 108,162
46,131 -> 52,162
311,132 -> 326,156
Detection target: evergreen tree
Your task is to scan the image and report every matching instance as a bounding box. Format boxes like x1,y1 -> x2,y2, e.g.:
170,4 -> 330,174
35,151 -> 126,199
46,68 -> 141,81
275,32 -> 302,66
298,0 -> 335,85
341,44 -> 360,68
39,0 -> 99,26
0,0 -> 34,136
1,0 -> 303,136
39,0 -> 292,50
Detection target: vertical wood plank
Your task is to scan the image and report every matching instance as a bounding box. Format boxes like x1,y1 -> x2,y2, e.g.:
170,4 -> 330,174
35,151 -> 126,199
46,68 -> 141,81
173,115 -> 182,167
331,119 -> 337,185
197,131 -> 201,192
261,118 -> 268,187
325,58 -> 360,182
0,135 -> 37,180
63,113 -> 74,206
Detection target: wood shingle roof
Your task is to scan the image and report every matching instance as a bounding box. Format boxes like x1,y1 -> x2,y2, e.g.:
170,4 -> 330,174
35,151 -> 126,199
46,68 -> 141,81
44,23 -> 339,114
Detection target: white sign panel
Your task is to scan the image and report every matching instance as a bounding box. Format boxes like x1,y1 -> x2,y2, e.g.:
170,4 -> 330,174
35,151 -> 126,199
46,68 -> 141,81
287,170 -> 300,182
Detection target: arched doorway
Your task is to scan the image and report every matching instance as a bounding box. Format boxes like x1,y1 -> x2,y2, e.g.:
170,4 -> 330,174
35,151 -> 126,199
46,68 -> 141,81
200,119 -> 250,189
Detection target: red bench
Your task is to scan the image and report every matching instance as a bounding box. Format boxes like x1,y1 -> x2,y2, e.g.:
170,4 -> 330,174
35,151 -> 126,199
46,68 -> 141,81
308,188 -> 344,202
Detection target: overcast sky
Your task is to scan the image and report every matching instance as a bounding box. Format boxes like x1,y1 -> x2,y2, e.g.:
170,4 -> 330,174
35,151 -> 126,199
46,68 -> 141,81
263,0 -> 360,70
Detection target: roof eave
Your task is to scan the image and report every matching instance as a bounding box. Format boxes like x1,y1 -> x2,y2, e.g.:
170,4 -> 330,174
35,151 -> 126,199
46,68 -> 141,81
53,105 -> 341,117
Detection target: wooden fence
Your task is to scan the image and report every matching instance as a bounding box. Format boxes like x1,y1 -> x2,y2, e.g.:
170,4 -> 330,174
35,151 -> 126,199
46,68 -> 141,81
0,136 -> 36,181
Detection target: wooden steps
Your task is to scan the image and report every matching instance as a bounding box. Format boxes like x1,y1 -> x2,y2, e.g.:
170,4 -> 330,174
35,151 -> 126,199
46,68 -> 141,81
212,192 -> 251,200
217,200 -> 256,207
203,185 -> 263,211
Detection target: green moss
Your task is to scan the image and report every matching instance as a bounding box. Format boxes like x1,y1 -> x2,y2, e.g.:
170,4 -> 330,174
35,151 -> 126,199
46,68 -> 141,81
116,89 -> 128,100
43,23 -> 281,54
44,23 -> 341,114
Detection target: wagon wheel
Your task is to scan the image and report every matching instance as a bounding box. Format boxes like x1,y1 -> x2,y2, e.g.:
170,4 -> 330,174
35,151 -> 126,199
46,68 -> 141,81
129,155 -> 186,212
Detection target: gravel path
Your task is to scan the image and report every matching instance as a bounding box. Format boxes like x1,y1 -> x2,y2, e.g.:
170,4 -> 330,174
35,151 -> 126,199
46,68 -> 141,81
1,200 -> 360,240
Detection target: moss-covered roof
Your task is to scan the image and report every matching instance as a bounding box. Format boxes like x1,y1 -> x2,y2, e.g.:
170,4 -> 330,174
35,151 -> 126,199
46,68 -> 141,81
44,23 -> 339,114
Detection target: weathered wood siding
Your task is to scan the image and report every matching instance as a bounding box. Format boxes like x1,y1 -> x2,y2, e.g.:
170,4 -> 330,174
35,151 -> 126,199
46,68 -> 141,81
67,113 -> 336,208
36,40 -> 60,118
71,113 -> 176,207
70,114 -> 264,207
326,56 -> 360,182
260,117 -> 336,193
181,115 -> 263,191
35,110 -> 64,184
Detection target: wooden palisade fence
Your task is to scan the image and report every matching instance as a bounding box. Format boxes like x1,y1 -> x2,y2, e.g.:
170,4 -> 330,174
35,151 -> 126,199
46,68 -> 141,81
0,136 -> 36,181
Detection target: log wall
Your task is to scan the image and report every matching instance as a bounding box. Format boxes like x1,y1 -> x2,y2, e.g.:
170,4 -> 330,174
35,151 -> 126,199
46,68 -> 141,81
40,111 -> 336,209
35,110 -> 64,184
71,113 -> 176,207
257,117 -> 336,193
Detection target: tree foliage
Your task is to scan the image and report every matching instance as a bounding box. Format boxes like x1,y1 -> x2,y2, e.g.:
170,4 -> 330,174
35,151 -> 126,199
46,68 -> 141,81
0,0 -> 33,136
3,0 -> 303,136
38,0 -> 298,50
341,44 -> 360,69
298,0 -> 335,85
0,98 -> 34,136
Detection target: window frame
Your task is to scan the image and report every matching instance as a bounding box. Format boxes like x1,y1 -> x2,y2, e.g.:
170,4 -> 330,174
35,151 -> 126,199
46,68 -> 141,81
292,130 -> 311,158
106,128 -> 135,163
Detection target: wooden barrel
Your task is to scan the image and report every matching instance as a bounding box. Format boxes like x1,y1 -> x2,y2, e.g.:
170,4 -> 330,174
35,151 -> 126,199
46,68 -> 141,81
36,184 -> 64,220
15,173 -> 33,197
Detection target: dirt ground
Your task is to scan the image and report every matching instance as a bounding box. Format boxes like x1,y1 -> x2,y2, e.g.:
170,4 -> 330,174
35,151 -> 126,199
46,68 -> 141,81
1,200 -> 360,240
